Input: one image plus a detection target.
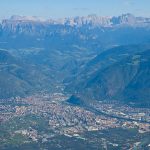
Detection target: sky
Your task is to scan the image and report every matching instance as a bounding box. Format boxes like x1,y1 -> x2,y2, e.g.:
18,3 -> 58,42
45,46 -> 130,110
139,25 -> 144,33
0,0 -> 150,19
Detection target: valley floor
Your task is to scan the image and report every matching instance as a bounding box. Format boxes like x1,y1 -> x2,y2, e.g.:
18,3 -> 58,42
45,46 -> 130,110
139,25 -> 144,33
0,92 -> 150,150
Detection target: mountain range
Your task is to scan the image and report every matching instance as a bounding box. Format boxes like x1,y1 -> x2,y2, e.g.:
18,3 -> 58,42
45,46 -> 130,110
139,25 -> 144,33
0,14 -> 149,106
2,13 -> 150,27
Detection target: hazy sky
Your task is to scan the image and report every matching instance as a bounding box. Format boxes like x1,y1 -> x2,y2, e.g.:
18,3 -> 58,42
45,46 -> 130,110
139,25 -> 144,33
0,0 -> 149,19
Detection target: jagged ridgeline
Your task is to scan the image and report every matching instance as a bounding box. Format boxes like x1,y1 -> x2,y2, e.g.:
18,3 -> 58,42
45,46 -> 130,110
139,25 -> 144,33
0,14 -> 150,105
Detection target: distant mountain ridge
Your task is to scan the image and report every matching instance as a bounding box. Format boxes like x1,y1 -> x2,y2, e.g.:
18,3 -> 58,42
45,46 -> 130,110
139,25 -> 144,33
1,13 -> 150,51
1,13 -> 150,28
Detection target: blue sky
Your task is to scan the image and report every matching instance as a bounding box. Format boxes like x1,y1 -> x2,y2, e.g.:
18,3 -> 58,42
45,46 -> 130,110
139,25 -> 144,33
0,0 -> 149,19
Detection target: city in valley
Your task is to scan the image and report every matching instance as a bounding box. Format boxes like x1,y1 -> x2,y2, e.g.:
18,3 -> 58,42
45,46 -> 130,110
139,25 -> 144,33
0,92 -> 150,150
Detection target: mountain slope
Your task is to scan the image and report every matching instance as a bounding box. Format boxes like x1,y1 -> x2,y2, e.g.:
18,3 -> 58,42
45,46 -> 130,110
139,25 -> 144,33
66,45 -> 150,105
0,50 -> 54,98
